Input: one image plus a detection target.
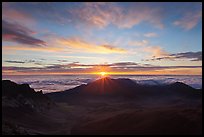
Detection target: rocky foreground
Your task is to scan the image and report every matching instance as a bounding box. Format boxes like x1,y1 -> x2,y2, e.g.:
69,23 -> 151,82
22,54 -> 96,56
2,78 -> 202,135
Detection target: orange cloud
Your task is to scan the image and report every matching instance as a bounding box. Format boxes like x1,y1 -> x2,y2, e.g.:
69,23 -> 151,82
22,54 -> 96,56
3,35 -> 126,54
129,40 -> 169,58
2,45 -> 68,53
143,46 -> 169,58
57,38 -> 126,54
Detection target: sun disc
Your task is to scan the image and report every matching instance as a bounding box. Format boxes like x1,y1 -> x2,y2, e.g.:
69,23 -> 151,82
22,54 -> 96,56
100,72 -> 106,76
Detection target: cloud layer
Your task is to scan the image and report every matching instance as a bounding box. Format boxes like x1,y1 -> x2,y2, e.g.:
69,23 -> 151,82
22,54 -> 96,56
2,61 -> 202,75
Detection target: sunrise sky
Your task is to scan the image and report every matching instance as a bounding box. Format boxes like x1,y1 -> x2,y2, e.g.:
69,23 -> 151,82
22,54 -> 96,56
2,2 -> 202,75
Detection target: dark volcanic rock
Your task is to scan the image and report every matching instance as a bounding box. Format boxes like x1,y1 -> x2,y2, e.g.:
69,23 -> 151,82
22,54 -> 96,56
2,80 -> 59,135
2,80 -> 55,111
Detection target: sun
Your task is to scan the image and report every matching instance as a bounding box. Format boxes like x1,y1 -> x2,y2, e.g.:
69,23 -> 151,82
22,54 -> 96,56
99,72 -> 107,76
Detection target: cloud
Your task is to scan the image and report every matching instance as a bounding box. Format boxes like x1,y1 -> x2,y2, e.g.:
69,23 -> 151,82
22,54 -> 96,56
3,2 -> 201,31
2,44 -> 69,54
41,62 -> 203,71
3,2 -> 163,29
2,3 -> 35,25
4,59 -> 46,66
69,2 -> 164,29
144,32 -> 158,37
146,51 -> 202,61
57,60 -> 70,62
3,35 -> 126,54
69,2 -> 119,29
100,45 -> 126,52
129,40 -> 149,46
4,60 -> 25,64
2,2 -> 71,26
143,46 -> 169,58
173,10 -> 202,30
129,40 -> 169,58
57,37 -> 126,54
171,51 -> 202,61
111,62 -> 138,67
2,20 -> 46,46
2,61 -> 202,75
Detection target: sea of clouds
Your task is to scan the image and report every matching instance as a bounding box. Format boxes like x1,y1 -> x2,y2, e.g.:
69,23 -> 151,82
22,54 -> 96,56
2,75 -> 202,93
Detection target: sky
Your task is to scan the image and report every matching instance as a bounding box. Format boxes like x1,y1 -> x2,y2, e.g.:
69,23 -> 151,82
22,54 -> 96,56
2,2 -> 202,75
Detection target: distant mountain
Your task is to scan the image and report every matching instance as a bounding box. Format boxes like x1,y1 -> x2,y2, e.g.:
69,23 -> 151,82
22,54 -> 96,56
47,77 -> 202,103
47,77 -> 202,135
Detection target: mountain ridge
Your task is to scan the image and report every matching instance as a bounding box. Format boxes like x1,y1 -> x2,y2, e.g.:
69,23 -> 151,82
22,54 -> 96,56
47,77 -> 202,103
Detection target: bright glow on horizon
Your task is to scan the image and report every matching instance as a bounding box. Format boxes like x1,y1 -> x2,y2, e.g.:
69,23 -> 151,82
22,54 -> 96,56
100,72 -> 107,76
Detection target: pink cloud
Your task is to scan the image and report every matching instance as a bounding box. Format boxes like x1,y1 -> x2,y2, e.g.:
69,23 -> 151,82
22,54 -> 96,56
144,32 -> 158,37
173,10 -> 202,30
2,5 -> 35,25
129,40 -> 149,46
129,40 -> 169,58
143,46 -> 169,58
69,3 -> 164,29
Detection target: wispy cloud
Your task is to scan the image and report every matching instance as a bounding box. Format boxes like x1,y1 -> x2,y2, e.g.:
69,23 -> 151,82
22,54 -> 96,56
4,59 -> 45,65
2,2 -> 35,25
2,45 -> 67,54
2,20 -> 46,46
57,60 -> 70,62
129,40 -> 169,58
3,36 -> 126,54
129,40 -> 149,46
57,37 -> 126,54
143,46 -> 169,58
173,10 -> 202,30
2,2 -> 71,26
144,32 -> 158,37
145,51 -> 202,61
69,2 -> 164,29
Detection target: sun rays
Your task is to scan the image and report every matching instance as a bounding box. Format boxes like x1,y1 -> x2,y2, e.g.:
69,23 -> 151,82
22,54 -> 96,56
100,72 -> 107,76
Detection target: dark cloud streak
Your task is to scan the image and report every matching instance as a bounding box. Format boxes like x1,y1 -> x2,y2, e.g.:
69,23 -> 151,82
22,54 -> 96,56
2,20 -> 46,46
4,60 -> 25,64
4,59 -> 45,65
145,51 -> 202,61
